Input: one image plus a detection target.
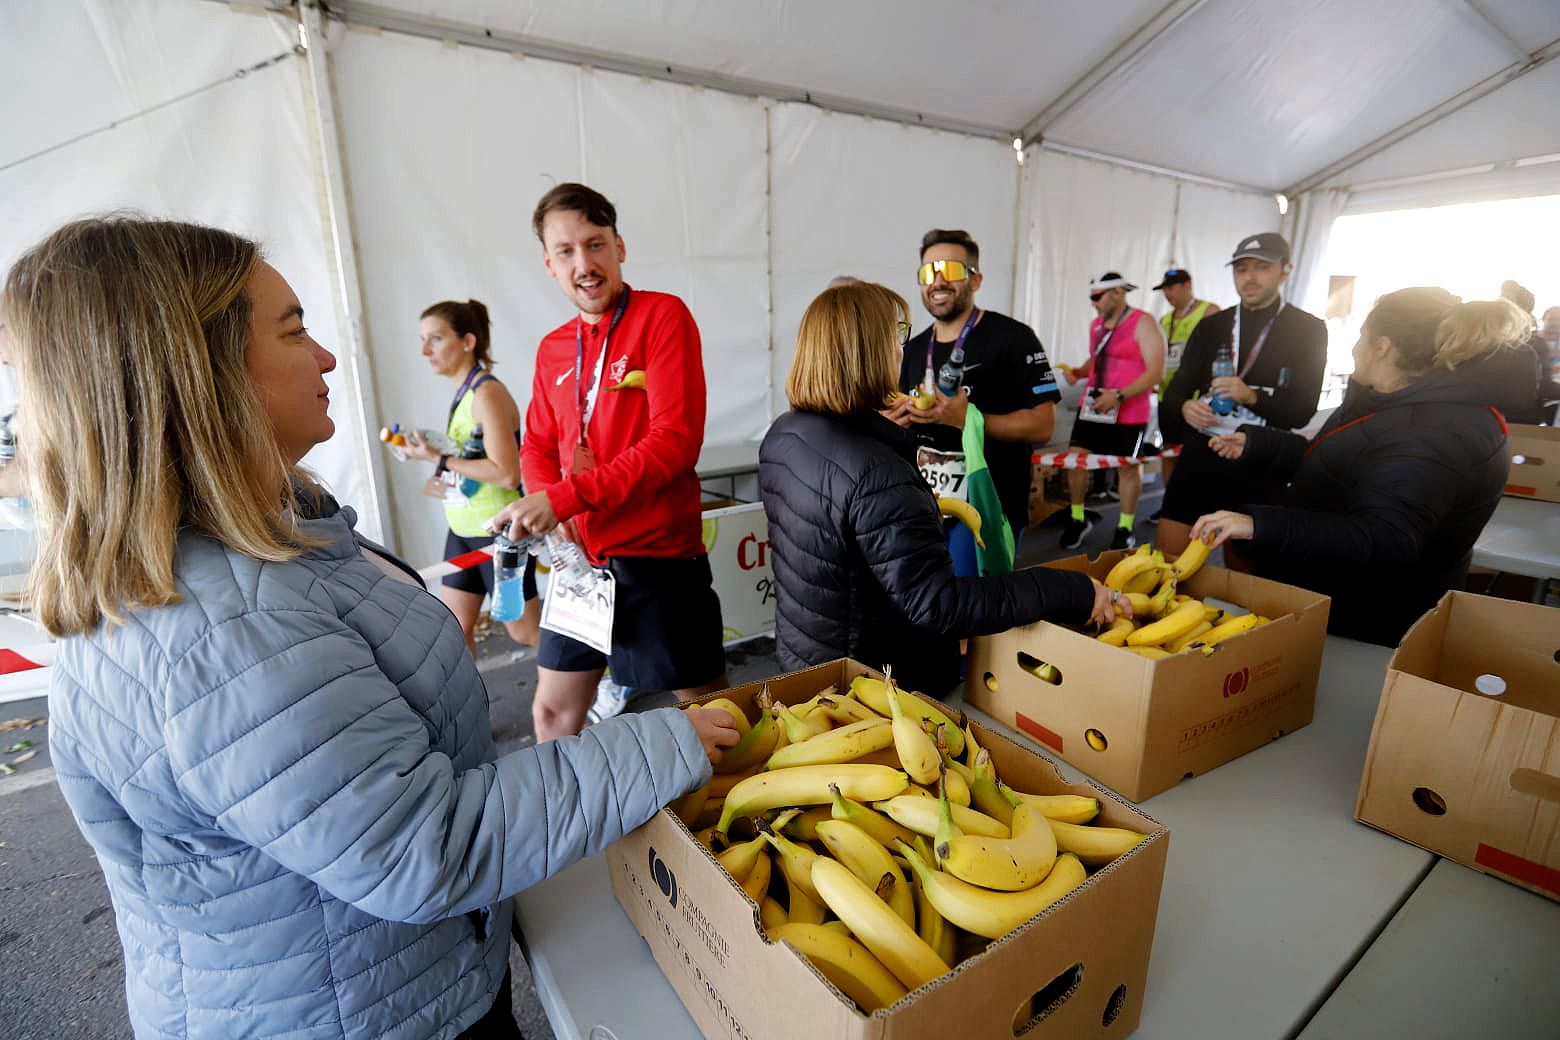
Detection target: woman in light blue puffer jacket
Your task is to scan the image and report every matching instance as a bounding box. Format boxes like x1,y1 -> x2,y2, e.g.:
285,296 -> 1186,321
3,218 -> 739,1040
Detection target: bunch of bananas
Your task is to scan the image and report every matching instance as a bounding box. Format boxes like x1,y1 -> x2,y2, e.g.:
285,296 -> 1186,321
676,673 -> 1151,1014
1084,541 -> 1271,660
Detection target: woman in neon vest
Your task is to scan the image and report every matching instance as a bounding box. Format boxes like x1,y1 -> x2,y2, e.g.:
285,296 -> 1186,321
403,299 -> 540,656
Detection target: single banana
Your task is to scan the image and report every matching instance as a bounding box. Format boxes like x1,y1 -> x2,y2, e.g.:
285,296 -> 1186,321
668,783 -> 711,827
765,717 -> 893,770
706,767 -> 763,800
964,749 -> 1098,825
877,794 -> 1009,839
936,497 -> 986,549
939,797 -> 1058,892
717,763 -> 909,832
1166,620 -> 1214,653
1201,612 -> 1263,646
607,369 -> 646,391
888,681 -> 941,785
908,853 -> 958,965
1103,547 -> 1162,591
912,388 -> 936,411
816,820 -> 916,928
741,849 -> 773,903
1126,599 -> 1207,647
784,806 -> 833,842
810,857 -> 951,991
1011,790 -> 1101,825
899,842 -> 1088,940
1147,576 -> 1178,618
1172,532 -> 1213,581
1123,561 -> 1170,595
760,896 -> 789,932
849,676 -> 964,757
774,702 -> 831,744
938,752 -> 972,806
1129,646 -> 1173,660
759,819 -> 825,904
714,688 -> 781,774
1096,616 -> 1136,646
768,922 -> 908,1013
784,865 -> 827,925
813,694 -> 880,726
1047,818 -> 1150,866
1121,592 -> 1153,615
715,834 -> 768,880
689,697 -> 752,738
830,784 -> 919,850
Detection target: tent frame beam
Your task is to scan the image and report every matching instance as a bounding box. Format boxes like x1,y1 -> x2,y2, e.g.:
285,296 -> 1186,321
1287,35 -> 1560,196
1018,0 -> 1210,148
1455,0 -> 1531,64
1037,139 -> 1272,196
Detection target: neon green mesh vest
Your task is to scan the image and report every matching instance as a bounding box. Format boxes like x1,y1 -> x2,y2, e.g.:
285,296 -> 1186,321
444,376 -> 519,538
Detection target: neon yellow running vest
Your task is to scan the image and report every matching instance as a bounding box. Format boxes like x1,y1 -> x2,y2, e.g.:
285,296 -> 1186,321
1160,299 -> 1212,392
444,377 -> 520,538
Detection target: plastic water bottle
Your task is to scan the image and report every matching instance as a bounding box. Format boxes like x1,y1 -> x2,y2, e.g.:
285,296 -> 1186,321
489,538 -> 527,622
936,359 -> 963,398
379,423 -> 454,461
0,416 -> 16,469
457,424 -> 486,497
1210,342 -> 1235,416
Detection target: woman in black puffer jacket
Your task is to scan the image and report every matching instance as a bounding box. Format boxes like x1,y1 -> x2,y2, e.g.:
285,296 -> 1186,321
1192,288 -> 1532,646
759,281 -> 1123,696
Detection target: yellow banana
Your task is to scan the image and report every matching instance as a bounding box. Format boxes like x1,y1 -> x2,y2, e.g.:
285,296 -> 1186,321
769,922 -> 908,1013
668,783 -> 711,827
1166,620 -> 1213,653
765,717 -> 893,770
1147,576 -> 1178,618
1201,612 -> 1263,646
830,784 -> 919,850
715,835 -> 768,880
1013,790 -> 1101,825
939,798 -> 1058,892
1047,819 -> 1150,866
1126,599 -> 1207,647
1173,532 -> 1213,580
816,820 -> 916,928
899,843 -> 1088,940
813,694 -> 880,726
936,496 -> 986,548
876,795 -> 1009,839
714,688 -> 780,774
963,749 -> 1097,826
1121,592 -> 1153,615
1203,603 -> 1224,623
784,806 -> 833,842
908,853 -> 957,965
706,767 -> 763,800
912,388 -> 935,411
607,369 -> 646,391
689,697 -> 752,738
784,866 -> 827,925
717,764 -> 909,832
1096,616 -> 1136,646
741,849 -> 772,903
1129,646 -> 1173,660
774,701 -> 831,744
849,677 -> 964,757
1123,562 -> 1169,595
888,681 -> 941,784
810,858 -> 951,991
1103,548 -> 1162,591
759,819 -> 825,904
939,755 -> 972,806
760,896 -> 789,932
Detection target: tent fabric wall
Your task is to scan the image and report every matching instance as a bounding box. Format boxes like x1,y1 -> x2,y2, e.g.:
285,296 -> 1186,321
0,0 -> 370,534
331,28 -> 769,563
766,104 -> 1019,404
1167,179 -> 1282,309
1285,188 -> 1352,319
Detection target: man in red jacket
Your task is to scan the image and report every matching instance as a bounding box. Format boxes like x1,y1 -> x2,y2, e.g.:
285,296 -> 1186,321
493,183 -> 726,739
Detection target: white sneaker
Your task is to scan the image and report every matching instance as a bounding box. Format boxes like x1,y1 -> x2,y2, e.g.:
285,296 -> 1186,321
586,675 -> 632,724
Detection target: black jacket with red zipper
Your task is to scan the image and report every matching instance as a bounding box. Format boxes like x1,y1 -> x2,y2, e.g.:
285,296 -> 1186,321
1233,346 -> 1531,646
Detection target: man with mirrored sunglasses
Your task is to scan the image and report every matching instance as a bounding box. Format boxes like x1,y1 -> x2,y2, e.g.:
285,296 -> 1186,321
888,228 -> 1061,575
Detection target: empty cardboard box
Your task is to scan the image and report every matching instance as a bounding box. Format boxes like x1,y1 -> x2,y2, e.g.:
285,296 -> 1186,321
1504,423 -> 1560,503
1355,591 -> 1560,902
966,551 -> 1330,802
608,659 -> 1170,1039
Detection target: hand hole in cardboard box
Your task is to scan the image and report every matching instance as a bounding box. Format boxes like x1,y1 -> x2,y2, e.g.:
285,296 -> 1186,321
1475,674 -> 1507,696
1015,652 -> 1063,685
1412,786 -> 1448,816
1085,728 -> 1109,752
1010,961 -> 1083,1036
984,671 -> 1000,693
1102,983 -> 1128,1026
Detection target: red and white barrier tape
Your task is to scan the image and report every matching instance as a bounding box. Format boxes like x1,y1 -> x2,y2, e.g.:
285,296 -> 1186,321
416,545 -> 497,585
1034,445 -> 1182,471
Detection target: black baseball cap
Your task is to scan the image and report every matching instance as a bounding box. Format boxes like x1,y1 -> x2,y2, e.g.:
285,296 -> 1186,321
1227,232 -> 1290,264
1152,268 -> 1191,291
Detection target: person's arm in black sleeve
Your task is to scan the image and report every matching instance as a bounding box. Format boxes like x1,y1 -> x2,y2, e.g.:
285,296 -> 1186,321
849,472 -> 1094,636
1161,318 -> 1216,443
1245,315 -> 1326,430
1244,429 -> 1458,569
1235,423 -> 1309,483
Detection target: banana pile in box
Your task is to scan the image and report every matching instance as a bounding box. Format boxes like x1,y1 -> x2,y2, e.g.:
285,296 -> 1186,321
1088,540 -> 1271,660
671,675 -> 1151,1014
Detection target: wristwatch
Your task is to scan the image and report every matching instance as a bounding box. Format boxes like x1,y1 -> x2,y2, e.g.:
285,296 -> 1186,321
434,454 -> 450,476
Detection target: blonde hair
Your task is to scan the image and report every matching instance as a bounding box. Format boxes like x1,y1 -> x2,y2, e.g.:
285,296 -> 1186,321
3,217 -> 323,637
1366,288 -> 1531,375
786,282 -> 907,416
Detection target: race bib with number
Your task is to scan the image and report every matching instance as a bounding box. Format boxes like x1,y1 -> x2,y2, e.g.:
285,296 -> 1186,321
1077,388 -> 1121,425
539,534 -> 615,654
915,447 -> 968,501
1166,340 -> 1187,372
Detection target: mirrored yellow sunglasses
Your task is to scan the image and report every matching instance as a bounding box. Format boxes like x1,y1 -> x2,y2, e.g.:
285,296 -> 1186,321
917,259 -> 976,285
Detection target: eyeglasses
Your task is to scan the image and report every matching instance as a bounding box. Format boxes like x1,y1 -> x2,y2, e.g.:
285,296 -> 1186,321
1089,291 -> 1110,302
917,259 -> 976,286
896,321 -> 911,345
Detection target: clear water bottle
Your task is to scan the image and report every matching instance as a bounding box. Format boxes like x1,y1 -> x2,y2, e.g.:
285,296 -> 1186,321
489,537 -> 527,622
0,415 -> 16,468
1210,341 -> 1235,416
457,424 -> 486,497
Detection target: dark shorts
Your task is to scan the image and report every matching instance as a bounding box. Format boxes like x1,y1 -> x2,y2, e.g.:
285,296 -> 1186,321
1068,420 -> 1147,459
537,553 -> 726,691
441,531 -> 538,602
1159,438 -> 1287,525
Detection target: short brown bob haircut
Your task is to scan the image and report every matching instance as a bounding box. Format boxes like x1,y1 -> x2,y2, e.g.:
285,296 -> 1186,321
786,281 -> 908,416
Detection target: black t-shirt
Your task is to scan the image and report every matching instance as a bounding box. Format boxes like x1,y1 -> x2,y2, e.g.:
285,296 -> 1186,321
898,310 -> 1060,534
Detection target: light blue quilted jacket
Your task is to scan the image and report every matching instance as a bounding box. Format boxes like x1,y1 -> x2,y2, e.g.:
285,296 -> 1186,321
47,496 -> 711,1039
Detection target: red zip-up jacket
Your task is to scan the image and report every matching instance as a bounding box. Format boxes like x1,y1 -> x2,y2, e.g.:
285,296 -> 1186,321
521,286 -> 707,563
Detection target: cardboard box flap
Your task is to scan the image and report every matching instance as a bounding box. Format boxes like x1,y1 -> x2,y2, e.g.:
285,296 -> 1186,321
1506,423 -> 1560,501
1391,592 -> 1560,718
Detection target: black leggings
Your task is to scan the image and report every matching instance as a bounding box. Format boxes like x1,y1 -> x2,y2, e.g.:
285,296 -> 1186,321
455,969 -> 525,1040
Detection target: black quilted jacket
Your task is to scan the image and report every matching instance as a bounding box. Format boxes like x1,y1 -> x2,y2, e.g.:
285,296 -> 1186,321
759,409 -> 1094,695
1239,347 -> 1532,645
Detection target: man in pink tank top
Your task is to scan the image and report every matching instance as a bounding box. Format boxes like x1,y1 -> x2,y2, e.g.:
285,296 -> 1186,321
1059,272 -> 1166,551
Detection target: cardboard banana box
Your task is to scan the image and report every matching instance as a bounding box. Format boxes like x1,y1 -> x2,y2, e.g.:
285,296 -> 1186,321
608,659 -> 1170,1039
966,551 -> 1330,802
1355,591 -> 1560,902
